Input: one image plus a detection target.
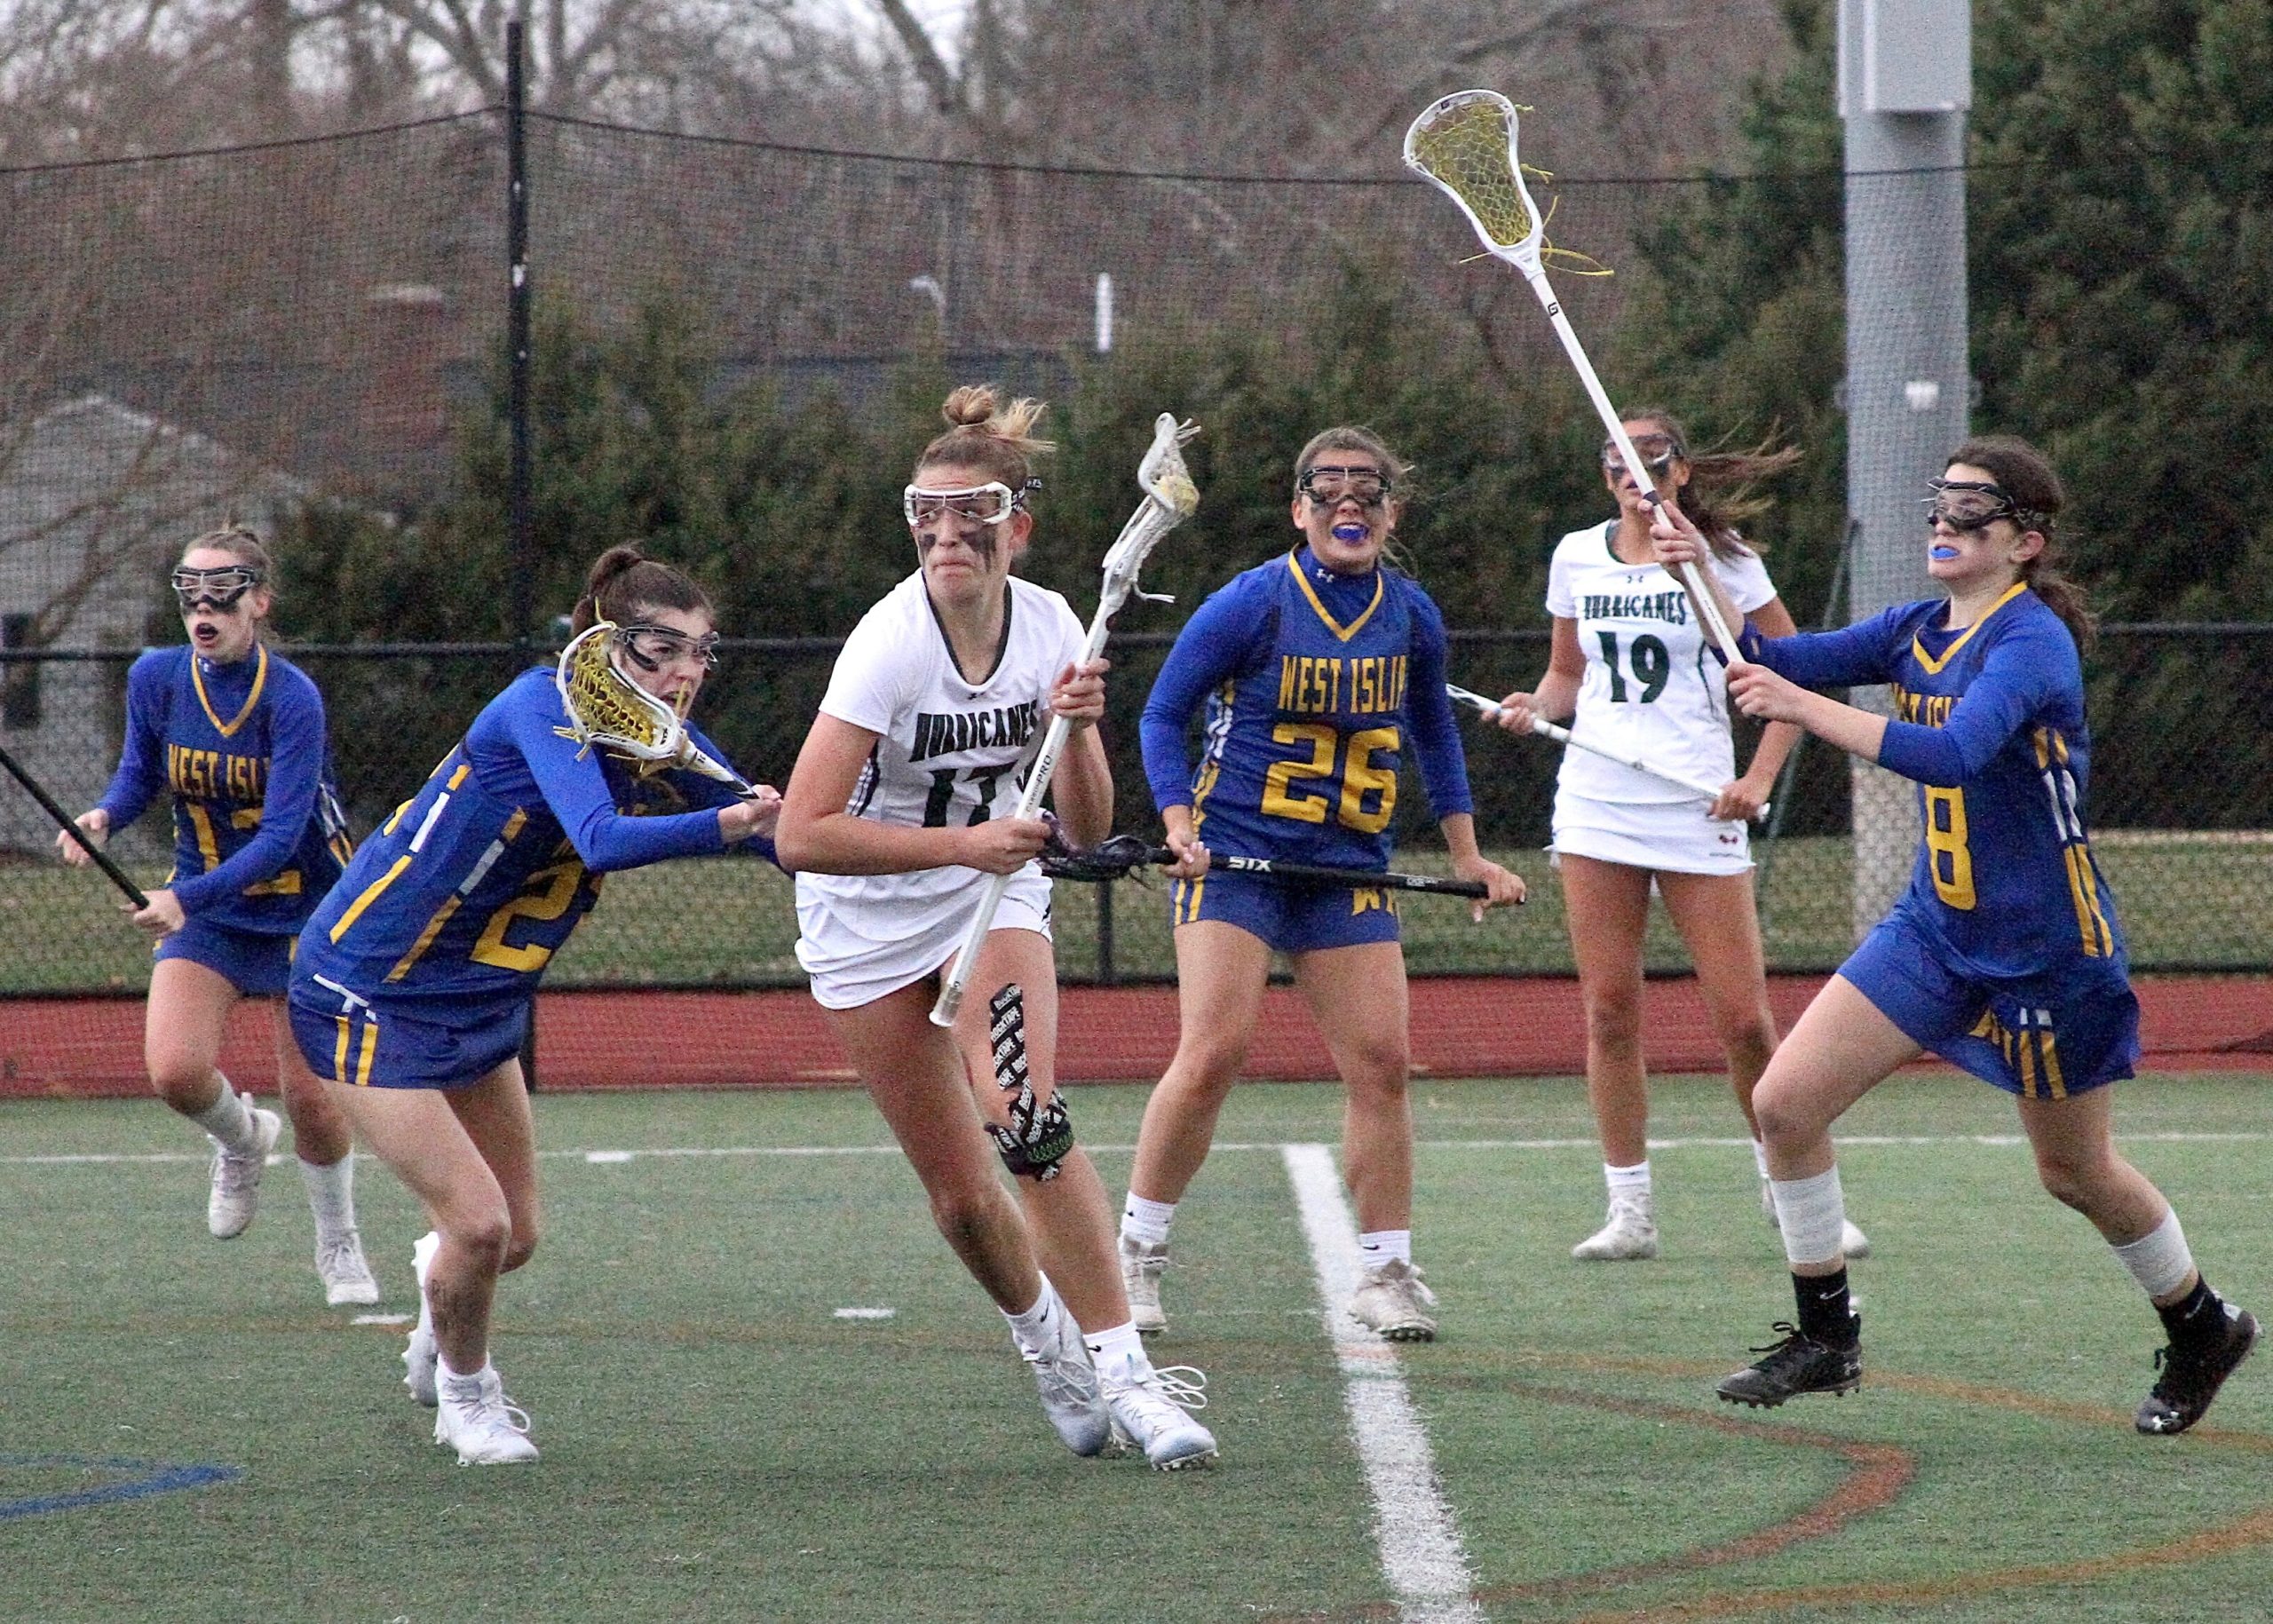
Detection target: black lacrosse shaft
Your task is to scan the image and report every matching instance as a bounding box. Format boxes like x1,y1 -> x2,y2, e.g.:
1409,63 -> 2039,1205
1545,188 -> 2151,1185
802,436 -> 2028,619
0,742 -> 149,908
1089,842 -> 1490,899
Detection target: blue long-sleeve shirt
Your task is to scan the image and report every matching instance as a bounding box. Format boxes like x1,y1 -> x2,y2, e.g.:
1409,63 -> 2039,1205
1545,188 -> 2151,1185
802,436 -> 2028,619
1139,546 -> 1471,868
96,644 -> 350,930
296,666 -> 775,1004
1743,585 -> 2124,978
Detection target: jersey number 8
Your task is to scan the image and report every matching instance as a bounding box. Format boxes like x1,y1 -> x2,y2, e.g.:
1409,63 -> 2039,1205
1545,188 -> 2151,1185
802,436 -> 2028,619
1261,723 -> 1398,834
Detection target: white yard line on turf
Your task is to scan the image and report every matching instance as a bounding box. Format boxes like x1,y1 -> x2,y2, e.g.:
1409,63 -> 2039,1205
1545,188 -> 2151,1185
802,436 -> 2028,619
1283,1142 -> 1485,1624
9,1129 -> 2269,1168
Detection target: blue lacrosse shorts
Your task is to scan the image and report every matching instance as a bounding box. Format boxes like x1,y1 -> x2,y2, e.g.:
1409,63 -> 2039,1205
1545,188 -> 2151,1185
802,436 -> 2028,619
287,978 -> 531,1092
154,918 -> 296,999
1169,866 -> 1402,955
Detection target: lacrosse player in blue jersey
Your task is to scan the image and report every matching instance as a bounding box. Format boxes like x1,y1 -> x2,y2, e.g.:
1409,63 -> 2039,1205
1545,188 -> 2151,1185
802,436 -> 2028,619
289,546 -> 779,1463
62,527 -> 374,1303
1656,436 -> 2255,1435
1117,426 -> 1524,1345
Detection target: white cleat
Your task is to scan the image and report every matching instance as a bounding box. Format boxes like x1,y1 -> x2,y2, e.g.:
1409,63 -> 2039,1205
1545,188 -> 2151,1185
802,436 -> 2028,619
1120,1235 -> 1170,1336
207,1106 -> 281,1240
1097,1352 -> 1216,1470
433,1365 -> 540,1465
1349,1258 -> 1440,1342
1010,1289 -> 1111,1457
403,1231 -> 440,1406
317,1230 -> 380,1306
1572,1197 -> 1659,1261
1762,1183 -> 1873,1259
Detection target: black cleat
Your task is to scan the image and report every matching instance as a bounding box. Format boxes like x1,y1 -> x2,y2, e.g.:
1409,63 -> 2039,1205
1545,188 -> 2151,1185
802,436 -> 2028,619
1716,1321 -> 1863,1408
2136,1306 -> 2259,1436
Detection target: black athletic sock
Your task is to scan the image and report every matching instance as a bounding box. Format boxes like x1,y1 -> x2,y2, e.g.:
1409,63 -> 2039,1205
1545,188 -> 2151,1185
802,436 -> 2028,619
2157,1277 -> 2225,1347
1793,1268 -> 1858,1349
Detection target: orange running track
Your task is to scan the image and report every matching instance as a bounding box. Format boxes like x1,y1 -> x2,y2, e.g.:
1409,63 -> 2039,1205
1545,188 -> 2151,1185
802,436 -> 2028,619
3,974 -> 2269,1099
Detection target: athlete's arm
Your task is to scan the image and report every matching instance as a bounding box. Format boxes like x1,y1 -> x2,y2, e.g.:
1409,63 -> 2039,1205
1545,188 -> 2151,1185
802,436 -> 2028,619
1139,574 -> 1267,815
1721,595 -> 1803,823
503,688 -> 733,872
672,720 -> 784,867
169,669 -> 327,912
1044,659 -> 1113,852
1873,625 -> 2063,787
1404,590 -> 1475,823
91,655 -> 168,831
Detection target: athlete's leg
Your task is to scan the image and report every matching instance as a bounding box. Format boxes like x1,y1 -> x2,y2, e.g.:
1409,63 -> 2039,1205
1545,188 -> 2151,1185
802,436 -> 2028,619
828,982 -> 1041,1313
1126,920 -> 1272,1206
1751,974 -> 1919,1193
267,998 -> 352,1164
954,926 -> 1127,1331
145,955 -> 238,1117
2016,1087 -> 2177,1250
1290,939 -> 1413,1233
1656,868 -> 1778,1135
324,1062 -> 519,1376
1558,855 -> 1657,1166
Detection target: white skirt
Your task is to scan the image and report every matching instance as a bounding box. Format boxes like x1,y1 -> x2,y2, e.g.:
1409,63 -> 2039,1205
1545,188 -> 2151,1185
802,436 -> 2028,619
795,867 -> 1054,1011
1551,788 -> 1753,876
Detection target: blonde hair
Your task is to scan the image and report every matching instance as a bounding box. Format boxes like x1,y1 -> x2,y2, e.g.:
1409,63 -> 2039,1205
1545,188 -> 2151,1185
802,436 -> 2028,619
915,384 -> 1054,492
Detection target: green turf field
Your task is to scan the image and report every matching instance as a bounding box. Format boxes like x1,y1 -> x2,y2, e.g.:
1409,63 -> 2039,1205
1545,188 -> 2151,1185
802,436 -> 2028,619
6,1072 -> 2273,1622
4,826 -> 2264,994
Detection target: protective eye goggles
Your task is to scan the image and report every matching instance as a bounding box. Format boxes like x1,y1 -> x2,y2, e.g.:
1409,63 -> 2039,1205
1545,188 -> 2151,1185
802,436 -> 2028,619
170,566 -> 263,614
1297,465 -> 1392,505
613,622 -> 720,672
1922,478 -> 2044,535
1602,434 -> 1683,476
902,481 -> 1036,527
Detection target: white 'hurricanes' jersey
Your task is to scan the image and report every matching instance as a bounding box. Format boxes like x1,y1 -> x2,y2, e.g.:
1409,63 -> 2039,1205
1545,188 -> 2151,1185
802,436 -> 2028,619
795,570 -> 1086,921
1544,520 -> 1779,804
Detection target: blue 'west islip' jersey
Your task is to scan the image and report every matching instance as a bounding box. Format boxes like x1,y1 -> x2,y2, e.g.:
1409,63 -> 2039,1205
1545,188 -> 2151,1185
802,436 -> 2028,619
296,667 -> 772,1005
1746,583 -> 2122,979
97,643 -> 352,933
1140,546 -> 1472,870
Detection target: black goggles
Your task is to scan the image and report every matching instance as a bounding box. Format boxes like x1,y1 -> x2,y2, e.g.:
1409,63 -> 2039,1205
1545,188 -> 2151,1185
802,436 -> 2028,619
1297,465 -> 1392,505
614,622 -> 720,672
1923,478 -> 2046,535
171,566 -> 263,614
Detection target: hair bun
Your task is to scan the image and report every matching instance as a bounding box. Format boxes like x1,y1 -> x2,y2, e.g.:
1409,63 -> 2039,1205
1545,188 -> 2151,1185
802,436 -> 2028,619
941,384 -> 998,429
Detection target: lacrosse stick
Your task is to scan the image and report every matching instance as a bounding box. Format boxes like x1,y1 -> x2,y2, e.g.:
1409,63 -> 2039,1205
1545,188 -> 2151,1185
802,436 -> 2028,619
1404,91 -> 1742,663
1040,832 -> 1493,899
0,741 -> 149,907
1445,682 -> 1769,821
930,413 -> 1202,1027
555,622 -> 762,797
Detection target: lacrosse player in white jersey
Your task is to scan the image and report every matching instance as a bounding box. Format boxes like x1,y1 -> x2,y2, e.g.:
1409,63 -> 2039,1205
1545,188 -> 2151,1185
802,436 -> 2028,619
1495,411 -> 1869,1263
773,384 -> 1215,1470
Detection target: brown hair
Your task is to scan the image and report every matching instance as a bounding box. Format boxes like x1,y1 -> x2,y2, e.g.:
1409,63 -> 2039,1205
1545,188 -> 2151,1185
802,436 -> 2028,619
1946,434 -> 2095,652
568,545 -> 713,636
915,384 -> 1054,491
1623,408 -> 1800,563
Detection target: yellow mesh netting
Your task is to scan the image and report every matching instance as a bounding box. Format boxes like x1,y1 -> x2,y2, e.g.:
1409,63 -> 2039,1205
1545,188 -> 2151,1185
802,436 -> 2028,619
559,625 -> 676,754
1408,95 -> 1611,277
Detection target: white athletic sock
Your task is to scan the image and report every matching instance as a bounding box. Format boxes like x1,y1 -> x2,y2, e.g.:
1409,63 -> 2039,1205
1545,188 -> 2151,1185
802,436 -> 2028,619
1002,1278 -> 1062,1347
1604,1161 -> 1652,1201
437,1353 -> 490,1384
1750,1138 -> 1772,1181
2113,1208 -> 2196,1300
299,1150 -> 358,1243
1121,1193 -> 1176,1248
1084,1321 -> 1145,1368
1358,1229 -> 1413,1269
187,1075 -> 255,1149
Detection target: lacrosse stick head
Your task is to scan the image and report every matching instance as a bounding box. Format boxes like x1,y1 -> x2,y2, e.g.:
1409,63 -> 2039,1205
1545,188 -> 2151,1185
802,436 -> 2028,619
556,621 -> 687,764
1100,414 -> 1201,606
1404,91 -> 1548,271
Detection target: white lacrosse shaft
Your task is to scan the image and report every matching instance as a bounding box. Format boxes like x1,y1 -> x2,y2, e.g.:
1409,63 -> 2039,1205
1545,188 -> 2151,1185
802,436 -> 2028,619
930,414 -> 1200,1028
1444,682 -> 1769,822
1404,91 -> 1742,664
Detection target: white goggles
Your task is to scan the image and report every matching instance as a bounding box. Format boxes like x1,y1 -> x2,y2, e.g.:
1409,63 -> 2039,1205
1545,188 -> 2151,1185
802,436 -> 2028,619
902,481 -> 1026,527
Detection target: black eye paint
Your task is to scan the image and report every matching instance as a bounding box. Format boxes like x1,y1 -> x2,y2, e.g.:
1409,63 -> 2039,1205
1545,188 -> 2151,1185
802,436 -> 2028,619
917,526 -> 996,564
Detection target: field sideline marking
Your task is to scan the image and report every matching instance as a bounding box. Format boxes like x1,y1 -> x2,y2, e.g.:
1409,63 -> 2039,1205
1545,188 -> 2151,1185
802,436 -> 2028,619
8,1129 -> 2269,1168
1284,1142 -> 1486,1624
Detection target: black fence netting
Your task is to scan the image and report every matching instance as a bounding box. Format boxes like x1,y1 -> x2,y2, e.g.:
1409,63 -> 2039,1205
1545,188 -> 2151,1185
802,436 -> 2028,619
0,112 -> 2267,1013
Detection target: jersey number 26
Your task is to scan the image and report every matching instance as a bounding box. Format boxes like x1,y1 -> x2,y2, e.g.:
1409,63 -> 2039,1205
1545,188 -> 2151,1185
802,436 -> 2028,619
1260,723 -> 1398,834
